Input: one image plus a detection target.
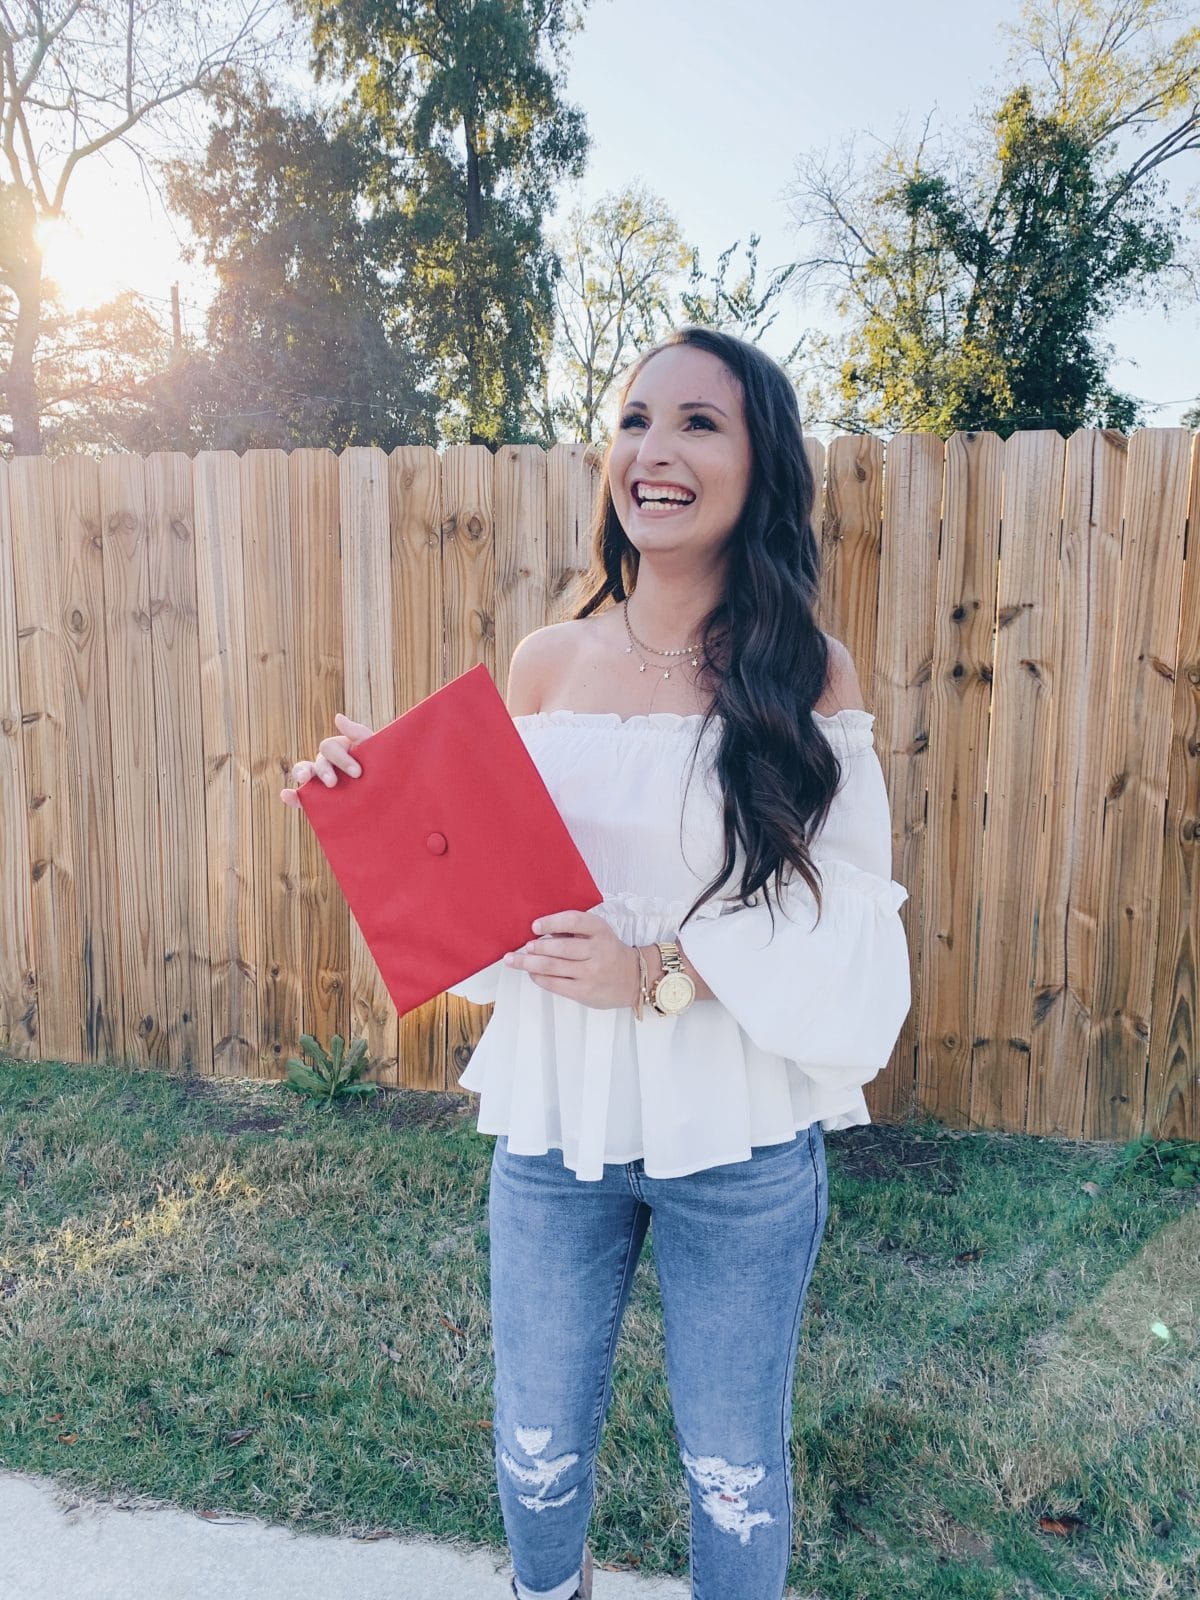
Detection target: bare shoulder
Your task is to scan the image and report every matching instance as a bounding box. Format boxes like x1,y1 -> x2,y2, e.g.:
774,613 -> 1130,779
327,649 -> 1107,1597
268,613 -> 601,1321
504,621 -> 585,716
814,634 -> 867,715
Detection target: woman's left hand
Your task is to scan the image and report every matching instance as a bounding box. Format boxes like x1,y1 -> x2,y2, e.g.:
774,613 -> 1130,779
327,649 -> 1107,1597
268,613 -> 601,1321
504,910 -> 637,1010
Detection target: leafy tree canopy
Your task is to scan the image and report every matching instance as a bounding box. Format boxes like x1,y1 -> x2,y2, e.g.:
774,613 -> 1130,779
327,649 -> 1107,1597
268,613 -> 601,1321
535,182 -> 690,445
294,0 -> 591,444
786,0 -> 1198,437
149,73 -> 436,452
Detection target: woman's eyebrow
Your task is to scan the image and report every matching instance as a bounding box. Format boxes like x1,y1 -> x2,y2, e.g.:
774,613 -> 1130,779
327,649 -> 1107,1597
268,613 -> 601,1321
623,399 -> 729,419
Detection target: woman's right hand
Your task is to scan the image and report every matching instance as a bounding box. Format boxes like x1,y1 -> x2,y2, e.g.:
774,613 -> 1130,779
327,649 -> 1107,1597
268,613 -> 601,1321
280,712 -> 375,809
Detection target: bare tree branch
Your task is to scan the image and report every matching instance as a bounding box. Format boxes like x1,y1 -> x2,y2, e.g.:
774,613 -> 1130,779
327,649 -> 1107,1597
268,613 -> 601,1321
1,0 -> 289,451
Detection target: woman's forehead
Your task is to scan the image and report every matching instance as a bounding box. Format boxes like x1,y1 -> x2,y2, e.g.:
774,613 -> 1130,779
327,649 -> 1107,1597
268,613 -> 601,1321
625,345 -> 743,407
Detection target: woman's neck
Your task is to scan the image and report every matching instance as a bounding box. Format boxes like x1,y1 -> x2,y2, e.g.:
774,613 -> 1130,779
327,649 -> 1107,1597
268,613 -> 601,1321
623,578 -> 722,651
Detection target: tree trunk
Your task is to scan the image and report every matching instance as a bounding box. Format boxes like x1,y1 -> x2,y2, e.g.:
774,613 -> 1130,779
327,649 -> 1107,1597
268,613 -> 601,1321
463,115 -> 484,243
462,113 -> 491,443
7,254 -> 44,456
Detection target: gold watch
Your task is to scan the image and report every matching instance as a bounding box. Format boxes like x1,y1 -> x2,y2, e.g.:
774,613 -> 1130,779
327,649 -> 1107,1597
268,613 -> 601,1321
649,940 -> 696,1016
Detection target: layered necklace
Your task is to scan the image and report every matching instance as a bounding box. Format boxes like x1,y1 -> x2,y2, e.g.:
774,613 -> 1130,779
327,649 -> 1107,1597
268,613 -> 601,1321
622,596 -> 702,714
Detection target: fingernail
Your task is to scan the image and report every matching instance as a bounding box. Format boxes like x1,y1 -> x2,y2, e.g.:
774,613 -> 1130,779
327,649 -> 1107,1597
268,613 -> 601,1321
323,773 -> 335,786
348,763 -> 361,777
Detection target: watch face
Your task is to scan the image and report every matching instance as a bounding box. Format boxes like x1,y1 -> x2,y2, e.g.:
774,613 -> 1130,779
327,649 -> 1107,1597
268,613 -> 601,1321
657,971 -> 695,1012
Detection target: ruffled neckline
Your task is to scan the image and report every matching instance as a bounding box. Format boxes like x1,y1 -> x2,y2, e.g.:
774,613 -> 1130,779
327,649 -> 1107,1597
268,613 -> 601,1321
514,707 -> 875,730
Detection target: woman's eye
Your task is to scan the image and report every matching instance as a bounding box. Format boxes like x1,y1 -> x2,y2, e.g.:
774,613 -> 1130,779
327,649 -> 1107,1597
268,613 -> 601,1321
617,414 -> 715,430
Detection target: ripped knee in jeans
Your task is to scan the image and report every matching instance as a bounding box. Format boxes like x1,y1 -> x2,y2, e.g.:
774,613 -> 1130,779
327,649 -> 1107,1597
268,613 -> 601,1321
680,1445 -> 776,1545
500,1424 -> 580,1513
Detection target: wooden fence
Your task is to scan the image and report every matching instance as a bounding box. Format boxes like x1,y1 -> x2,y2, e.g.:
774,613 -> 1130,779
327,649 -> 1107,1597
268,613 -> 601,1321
0,433 -> 1197,1143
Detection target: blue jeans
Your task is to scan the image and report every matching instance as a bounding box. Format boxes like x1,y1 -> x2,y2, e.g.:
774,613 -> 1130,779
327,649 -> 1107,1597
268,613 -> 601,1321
487,1125 -> 829,1600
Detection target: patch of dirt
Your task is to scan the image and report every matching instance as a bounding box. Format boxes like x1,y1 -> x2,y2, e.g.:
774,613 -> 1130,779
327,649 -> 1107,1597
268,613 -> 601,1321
927,1506 -> 996,1564
223,1113 -> 287,1134
166,1074 -> 476,1135
830,1125 -> 962,1194
177,1074 -> 225,1101
274,1081 -> 476,1133
372,1087 -> 476,1133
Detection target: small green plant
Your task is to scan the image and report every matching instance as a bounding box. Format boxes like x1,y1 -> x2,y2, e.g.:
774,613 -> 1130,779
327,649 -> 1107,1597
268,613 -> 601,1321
284,1033 -> 378,1107
1122,1134 -> 1200,1190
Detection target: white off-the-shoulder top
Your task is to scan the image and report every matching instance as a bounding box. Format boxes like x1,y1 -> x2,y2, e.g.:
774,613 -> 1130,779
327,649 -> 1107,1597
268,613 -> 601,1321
448,708 -> 911,1181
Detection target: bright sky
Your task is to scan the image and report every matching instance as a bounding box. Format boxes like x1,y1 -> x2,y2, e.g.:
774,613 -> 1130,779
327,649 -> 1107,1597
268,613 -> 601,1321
38,0 -> 1200,429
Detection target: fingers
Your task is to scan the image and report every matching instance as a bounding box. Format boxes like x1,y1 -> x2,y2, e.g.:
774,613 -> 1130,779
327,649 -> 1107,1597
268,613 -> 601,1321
279,746 -> 362,808
334,711 -> 375,745
279,712 -> 374,809
315,738 -> 363,783
508,936 -> 581,967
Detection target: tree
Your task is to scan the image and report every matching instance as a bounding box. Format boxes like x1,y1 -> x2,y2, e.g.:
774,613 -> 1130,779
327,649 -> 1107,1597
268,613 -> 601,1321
537,182 -> 690,444
0,272 -> 173,454
296,0 -> 591,446
150,75 -> 436,452
784,0 -> 1199,436
680,234 -> 804,366
0,0 -> 284,454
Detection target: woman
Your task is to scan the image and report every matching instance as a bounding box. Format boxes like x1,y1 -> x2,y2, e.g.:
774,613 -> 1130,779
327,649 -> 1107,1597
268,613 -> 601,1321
282,327 -> 911,1599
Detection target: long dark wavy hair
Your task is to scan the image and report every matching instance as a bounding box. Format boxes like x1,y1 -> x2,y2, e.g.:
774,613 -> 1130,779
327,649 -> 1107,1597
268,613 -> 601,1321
557,325 -> 847,934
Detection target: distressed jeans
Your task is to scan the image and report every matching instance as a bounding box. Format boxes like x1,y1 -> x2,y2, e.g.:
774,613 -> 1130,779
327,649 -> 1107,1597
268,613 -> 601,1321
487,1124 -> 829,1600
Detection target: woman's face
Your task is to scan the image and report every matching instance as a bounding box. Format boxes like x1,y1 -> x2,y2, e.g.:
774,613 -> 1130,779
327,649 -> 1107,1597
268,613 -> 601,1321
608,345 -> 754,562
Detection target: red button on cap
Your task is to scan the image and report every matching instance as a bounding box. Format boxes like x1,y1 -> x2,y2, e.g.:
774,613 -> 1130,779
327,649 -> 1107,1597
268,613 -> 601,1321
426,831 -> 448,854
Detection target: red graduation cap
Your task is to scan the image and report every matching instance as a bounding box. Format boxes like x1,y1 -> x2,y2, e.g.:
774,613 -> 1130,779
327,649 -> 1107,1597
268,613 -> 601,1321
298,662 -> 603,1017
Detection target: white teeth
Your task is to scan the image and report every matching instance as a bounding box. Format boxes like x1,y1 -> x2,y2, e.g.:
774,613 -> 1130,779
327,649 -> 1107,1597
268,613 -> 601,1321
636,487 -> 694,506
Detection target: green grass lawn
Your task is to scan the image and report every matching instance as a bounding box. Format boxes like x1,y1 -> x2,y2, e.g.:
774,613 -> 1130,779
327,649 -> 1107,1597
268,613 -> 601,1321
0,1055 -> 1196,1599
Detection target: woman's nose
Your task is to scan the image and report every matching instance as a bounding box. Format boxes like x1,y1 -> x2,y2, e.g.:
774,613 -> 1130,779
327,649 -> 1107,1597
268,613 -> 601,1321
636,425 -> 671,464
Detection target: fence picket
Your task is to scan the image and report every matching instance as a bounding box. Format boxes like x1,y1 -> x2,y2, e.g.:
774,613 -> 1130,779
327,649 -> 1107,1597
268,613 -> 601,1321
145,452 -> 213,1075
1147,433 -> 1200,1142
242,449 -> 302,1077
193,451 -> 259,1078
876,433 -> 944,1124
338,447 -> 399,1079
390,444 -> 446,1089
8,460 -> 86,1063
924,432 -> 1005,1130
0,460 -> 36,1052
99,453 -> 166,1068
51,456 -> 121,1064
1087,429 -> 1192,1140
440,446 -> 497,1079
290,448 -> 349,1069
973,430 -> 1067,1131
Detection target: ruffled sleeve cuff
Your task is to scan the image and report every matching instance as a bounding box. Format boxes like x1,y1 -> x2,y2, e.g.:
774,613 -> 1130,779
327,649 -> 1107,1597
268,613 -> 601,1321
445,957 -> 505,1007
676,857 -> 911,1095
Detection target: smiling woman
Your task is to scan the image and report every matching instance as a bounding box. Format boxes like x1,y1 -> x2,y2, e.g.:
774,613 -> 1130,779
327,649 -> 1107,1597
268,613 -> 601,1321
440,326 -> 912,1600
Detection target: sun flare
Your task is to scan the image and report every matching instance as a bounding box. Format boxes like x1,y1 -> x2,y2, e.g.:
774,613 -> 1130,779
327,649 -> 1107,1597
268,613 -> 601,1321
35,213 -> 142,314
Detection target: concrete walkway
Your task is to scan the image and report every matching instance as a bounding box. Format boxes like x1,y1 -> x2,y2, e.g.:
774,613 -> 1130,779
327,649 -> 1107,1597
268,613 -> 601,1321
0,1468 -> 692,1599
